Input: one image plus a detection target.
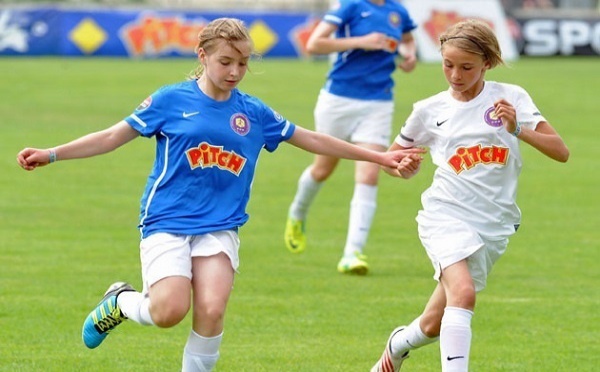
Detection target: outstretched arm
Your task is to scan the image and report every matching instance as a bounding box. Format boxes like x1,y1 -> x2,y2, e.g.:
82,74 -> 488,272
17,120 -> 139,171
286,126 -> 425,169
306,21 -> 394,54
494,99 -> 569,162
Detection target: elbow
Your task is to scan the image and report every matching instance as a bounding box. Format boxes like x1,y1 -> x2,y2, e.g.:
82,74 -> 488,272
306,38 -> 327,55
558,148 -> 570,163
553,146 -> 570,163
306,42 -> 319,55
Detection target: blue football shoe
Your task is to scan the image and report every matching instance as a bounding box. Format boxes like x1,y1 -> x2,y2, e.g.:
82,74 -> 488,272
82,282 -> 135,349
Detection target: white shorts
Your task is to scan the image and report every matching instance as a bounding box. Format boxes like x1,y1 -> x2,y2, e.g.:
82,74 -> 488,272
314,89 -> 393,147
416,211 -> 508,292
139,230 -> 240,294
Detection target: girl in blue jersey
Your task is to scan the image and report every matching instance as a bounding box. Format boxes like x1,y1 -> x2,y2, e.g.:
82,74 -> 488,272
284,0 -> 418,275
16,18 -> 423,372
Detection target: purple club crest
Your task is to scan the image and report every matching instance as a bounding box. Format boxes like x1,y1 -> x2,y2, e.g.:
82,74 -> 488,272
484,106 -> 503,127
230,113 -> 250,136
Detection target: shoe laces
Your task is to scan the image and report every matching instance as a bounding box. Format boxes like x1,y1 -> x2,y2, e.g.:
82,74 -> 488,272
95,301 -> 125,333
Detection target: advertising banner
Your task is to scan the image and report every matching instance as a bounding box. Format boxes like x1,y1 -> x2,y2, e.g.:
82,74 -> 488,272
403,0 -> 519,62
0,7 -> 321,58
1,6 -> 597,58
0,8 -> 61,55
513,16 -> 600,56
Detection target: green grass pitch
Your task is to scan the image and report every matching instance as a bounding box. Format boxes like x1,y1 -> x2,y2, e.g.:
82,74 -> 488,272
0,56 -> 598,371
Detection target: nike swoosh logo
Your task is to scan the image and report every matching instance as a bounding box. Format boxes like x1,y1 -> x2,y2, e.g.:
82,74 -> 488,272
447,356 -> 465,361
361,11 -> 371,17
183,111 -> 199,118
436,119 -> 448,127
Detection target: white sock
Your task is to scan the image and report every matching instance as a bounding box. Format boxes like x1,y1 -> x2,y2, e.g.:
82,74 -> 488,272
288,167 -> 322,221
182,331 -> 222,372
117,291 -> 155,326
390,316 -> 438,356
343,183 -> 377,257
440,307 -> 473,372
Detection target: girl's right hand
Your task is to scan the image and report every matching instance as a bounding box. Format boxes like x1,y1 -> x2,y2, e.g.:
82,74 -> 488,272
17,148 -> 51,171
359,32 -> 388,51
494,99 -> 517,134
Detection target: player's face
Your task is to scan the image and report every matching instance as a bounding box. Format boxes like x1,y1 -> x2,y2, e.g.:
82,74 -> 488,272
442,45 -> 489,101
200,39 -> 251,99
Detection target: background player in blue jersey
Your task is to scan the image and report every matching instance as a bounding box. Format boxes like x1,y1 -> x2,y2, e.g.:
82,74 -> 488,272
16,18 -> 423,372
284,0 -> 418,275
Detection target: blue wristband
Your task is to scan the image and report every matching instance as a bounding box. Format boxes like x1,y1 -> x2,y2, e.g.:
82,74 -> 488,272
511,123 -> 521,137
49,149 -> 57,163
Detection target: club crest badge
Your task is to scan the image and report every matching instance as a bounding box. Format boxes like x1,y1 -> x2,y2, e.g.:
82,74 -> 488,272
484,106 -> 503,127
272,108 -> 284,123
388,12 -> 400,28
230,113 -> 250,136
136,96 -> 152,111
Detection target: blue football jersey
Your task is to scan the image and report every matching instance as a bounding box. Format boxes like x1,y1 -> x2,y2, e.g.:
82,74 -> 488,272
125,80 -> 296,238
323,0 -> 417,100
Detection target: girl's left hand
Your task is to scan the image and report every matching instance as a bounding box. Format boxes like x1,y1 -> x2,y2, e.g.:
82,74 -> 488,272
494,99 -> 517,134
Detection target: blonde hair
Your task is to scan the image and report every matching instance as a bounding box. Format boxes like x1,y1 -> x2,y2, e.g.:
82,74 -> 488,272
189,18 -> 255,79
439,19 -> 505,68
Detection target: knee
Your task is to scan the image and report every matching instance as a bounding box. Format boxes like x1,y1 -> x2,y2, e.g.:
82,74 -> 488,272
355,168 -> 380,185
196,304 -> 226,325
448,282 -> 476,310
150,301 -> 190,328
420,310 -> 443,338
310,168 -> 331,182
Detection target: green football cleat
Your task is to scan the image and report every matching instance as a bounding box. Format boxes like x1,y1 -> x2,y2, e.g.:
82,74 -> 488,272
284,217 -> 306,253
337,253 -> 369,275
82,282 -> 135,349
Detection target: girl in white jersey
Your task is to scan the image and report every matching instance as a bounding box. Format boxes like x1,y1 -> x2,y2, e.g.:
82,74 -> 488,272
16,18 -> 423,372
371,19 -> 569,372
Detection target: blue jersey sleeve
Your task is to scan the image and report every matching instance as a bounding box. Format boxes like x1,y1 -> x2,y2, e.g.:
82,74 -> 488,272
324,0 -> 357,27
124,86 -> 169,138
398,5 -> 417,34
260,104 -> 296,152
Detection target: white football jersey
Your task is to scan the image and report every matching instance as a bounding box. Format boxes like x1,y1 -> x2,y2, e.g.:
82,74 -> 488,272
396,81 -> 545,237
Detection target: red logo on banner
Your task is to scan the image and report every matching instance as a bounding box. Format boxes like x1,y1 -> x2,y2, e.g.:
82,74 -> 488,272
423,10 -> 494,46
290,17 -> 320,57
120,14 -> 208,56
